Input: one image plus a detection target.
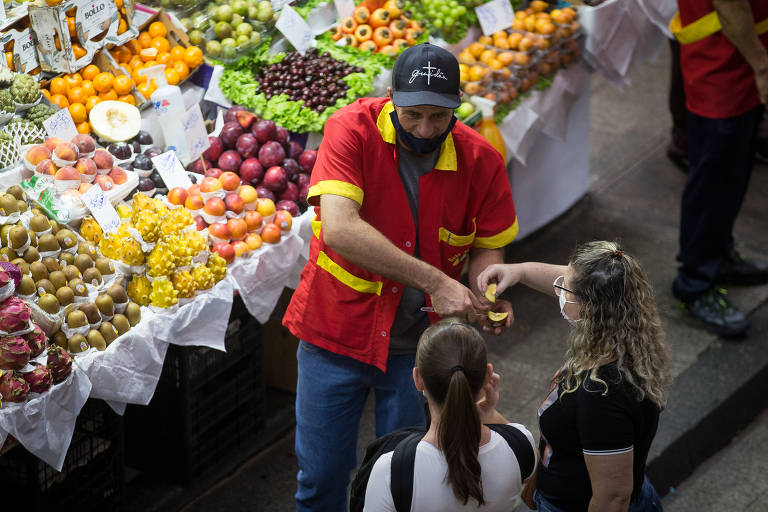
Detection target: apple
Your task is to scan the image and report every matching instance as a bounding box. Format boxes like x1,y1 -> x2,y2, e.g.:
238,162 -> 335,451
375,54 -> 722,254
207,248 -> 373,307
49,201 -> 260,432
258,141 -> 286,169
35,159 -> 57,175
200,176 -> 223,193
457,102 -> 475,119
225,194 -> 245,214
288,140 -> 303,160
263,166 -> 287,192
54,166 -> 79,180
209,222 -> 230,240
213,242 -> 235,264
185,194 -> 204,210
282,158 -> 300,179
220,122 -> 245,149
218,150 -> 242,174
295,173 -> 311,189
203,136 -> 224,162
239,158 -> 264,184
235,110 -> 257,130
276,199 -> 300,217
219,171 -> 241,191
244,210 -> 263,231
188,184 -> 201,196
278,181 -> 299,202
232,240 -> 249,258
239,184 -> 258,204
108,167 -> 127,184
245,233 -> 263,251
227,218 -> 248,240
255,186 -> 275,202
204,197 -> 227,216
224,105 -> 248,124
194,216 -> 208,231
274,210 -> 293,231
188,158 -> 213,174
95,175 -> 115,191
298,149 -> 318,173
251,119 -> 276,143
168,187 -> 188,206
236,133 -> 259,159
205,167 -> 223,179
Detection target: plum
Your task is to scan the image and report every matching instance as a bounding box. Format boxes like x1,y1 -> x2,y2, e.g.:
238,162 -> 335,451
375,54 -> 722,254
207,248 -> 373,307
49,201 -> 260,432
282,158 -> 300,179
133,153 -> 153,171
218,150 -> 242,174
276,199 -> 300,217
252,119 -> 277,143
203,136 -> 224,162
288,141 -> 303,160
278,181 -> 299,202
240,158 -> 264,184
236,133 -> 260,159
258,141 -> 286,169
263,166 -> 287,192
298,149 -> 317,173
187,158 -> 212,174
294,173 -> 311,189
256,186 -> 276,202
220,122 -> 245,149
224,105 -> 248,124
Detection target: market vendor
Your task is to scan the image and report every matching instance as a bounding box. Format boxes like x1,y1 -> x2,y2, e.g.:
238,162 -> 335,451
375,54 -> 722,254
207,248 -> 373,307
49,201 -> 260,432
282,42 -> 519,511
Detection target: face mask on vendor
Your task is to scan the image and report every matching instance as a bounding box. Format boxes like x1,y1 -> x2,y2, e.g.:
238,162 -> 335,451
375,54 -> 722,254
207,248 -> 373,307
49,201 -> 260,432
390,108 -> 457,155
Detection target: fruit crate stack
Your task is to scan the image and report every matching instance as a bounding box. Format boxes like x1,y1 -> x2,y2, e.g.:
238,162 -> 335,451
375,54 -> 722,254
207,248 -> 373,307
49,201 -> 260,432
0,399 -> 125,511
124,294 -> 264,485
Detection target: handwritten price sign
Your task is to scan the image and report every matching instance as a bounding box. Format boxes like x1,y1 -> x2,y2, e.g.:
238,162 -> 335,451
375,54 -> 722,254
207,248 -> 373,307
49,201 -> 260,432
82,185 -> 120,233
182,104 -> 210,163
43,108 -> 78,141
475,0 -> 515,36
276,5 -> 314,55
151,151 -> 193,190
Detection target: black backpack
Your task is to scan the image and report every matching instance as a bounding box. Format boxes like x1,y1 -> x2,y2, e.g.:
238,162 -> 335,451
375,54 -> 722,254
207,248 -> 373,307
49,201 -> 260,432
349,423 -> 536,512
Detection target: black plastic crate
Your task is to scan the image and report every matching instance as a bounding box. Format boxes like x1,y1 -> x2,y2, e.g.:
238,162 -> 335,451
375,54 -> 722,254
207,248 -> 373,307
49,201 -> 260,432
124,318 -> 265,484
0,399 -> 124,511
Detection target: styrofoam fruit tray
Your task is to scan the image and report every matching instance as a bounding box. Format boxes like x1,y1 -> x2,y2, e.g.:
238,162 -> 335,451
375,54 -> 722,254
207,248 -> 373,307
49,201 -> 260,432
64,170 -> 139,223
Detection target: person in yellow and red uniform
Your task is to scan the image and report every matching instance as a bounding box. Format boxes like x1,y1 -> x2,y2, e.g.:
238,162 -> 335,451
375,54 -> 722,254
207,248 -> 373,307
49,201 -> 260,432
671,0 -> 768,336
282,43 -> 518,511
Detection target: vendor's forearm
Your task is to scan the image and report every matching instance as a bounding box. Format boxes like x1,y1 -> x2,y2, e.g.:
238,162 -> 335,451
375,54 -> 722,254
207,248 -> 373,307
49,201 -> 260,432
714,0 -> 768,75
519,262 -> 569,297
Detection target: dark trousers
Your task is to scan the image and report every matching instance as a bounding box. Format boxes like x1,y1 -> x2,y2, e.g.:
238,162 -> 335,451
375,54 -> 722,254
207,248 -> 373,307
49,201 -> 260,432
669,40 -> 687,151
673,105 -> 763,300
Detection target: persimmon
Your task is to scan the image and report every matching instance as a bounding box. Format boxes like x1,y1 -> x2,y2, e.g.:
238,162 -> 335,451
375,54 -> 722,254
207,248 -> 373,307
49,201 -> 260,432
354,24 -> 372,42
340,16 -> 357,33
359,40 -> 377,52
389,19 -> 406,39
353,6 -> 369,24
373,27 -> 393,46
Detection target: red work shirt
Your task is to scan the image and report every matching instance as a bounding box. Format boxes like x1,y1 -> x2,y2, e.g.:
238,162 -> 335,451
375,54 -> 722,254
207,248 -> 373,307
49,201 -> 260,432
282,97 -> 517,371
679,0 -> 768,119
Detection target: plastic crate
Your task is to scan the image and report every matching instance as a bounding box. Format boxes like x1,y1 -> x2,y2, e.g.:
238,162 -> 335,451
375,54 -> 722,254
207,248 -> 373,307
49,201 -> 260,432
0,399 -> 124,511
124,317 -> 265,485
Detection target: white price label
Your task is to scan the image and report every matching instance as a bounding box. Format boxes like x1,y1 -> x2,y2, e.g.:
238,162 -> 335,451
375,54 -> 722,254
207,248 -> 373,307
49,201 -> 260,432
82,185 -> 120,233
276,5 -> 314,55
334,0 -> 355,19
43,109 -> 78,141
475,0 -> 515,36
182,104 -> 211,162
151,151 -> 193,190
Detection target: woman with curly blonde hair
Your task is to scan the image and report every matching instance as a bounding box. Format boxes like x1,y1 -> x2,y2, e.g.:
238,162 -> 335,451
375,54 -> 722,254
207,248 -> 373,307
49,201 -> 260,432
478,241 -> 670,512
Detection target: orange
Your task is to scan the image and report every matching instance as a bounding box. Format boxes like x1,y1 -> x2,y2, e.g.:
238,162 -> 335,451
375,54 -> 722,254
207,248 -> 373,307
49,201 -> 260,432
148,21 -> 167,38
67,86 -> 86,104
93,72 -> 114,93
67,17 -> 76,37
68,103 -> 87,123
85,96 -> 101,112
156,52 -> 171,65
150,37 -> 170,54
82,65 -> 99,81
64,73 -> 82,89
118,94 -> 136,106
42,89 -> 52,100
72,44 -> 86,59
132,67 -> 147,85
113,75 -> 133,95
76,121 -> 91,135
139,47 -> 158,62
170,46 -> 185,62
80,80 -> 96,97
125,40 -> 142,55
129,55 -> 143,70
114,46 -> 132,64
172,61 -> 189,80
49,77 -> 68,96
184,46 -> 203,68
50,94 -> 69,109
137,81 -> 156,98
138,32 -> 153,48
163,68 -> 180,85
99,90 -> 118,101
117,17 -> 127,35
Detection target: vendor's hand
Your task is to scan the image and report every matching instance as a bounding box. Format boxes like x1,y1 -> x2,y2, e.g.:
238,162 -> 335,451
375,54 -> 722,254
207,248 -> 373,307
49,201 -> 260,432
476,366 -> 501,424
477,263 -> 523,296
478,299 -> 514,335
430,276 -> 489,323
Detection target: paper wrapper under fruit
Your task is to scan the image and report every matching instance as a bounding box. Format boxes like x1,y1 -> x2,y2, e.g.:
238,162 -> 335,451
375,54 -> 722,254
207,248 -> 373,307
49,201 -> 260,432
0,366 -> 91,471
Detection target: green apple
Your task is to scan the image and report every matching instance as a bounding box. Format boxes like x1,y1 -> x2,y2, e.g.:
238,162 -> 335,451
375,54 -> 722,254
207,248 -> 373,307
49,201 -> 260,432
216,5 -> 233,22
236,23 -> 253,37
189,29 -> 204,45
214,21 -> 232,39
206,40 -> 222,57
456,102 -> 474,119
232,0 -> 248,16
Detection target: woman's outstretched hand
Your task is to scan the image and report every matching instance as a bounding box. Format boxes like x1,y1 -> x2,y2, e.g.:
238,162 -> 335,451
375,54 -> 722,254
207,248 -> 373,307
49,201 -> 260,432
477,263 -> 524,296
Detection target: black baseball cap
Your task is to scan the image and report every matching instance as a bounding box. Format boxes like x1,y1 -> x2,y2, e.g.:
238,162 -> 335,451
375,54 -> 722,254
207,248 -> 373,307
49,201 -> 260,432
392,43 -> 460,109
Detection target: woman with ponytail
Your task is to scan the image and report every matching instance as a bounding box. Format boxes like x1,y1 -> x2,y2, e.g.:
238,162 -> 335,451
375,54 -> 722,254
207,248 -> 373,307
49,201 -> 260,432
363,320 -> 536,511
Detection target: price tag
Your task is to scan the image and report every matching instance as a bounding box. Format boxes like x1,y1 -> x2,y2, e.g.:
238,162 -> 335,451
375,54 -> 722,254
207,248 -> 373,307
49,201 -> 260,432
334,0 -> 355,19
475,0 -> 515,36
203,65 -> 232,108
43,108 -> 78,141
152,151 -> 193,190
276,5 -> 314,55
82,185 -> 120,233
182,104 -> 211,163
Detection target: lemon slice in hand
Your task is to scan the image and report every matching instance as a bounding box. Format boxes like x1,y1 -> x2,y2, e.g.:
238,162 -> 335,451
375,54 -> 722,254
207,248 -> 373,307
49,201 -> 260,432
484,283 -> 497,303
488,311 -> 509,322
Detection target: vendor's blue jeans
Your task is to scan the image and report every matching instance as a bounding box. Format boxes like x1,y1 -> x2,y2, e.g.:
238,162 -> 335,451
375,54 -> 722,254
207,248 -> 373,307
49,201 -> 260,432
534,476 -> 663,512
294,340 -> 425,512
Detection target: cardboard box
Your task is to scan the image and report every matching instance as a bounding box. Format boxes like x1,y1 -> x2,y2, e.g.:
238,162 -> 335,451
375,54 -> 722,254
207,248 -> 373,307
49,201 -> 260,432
0,7 -> 41,76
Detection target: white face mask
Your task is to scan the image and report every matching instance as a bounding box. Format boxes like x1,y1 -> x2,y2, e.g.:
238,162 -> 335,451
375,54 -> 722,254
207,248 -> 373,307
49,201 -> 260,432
554,275 -> 580,325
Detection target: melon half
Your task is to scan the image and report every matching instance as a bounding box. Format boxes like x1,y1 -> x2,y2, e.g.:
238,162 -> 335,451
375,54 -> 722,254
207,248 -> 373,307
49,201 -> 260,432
89,101 -> 142,143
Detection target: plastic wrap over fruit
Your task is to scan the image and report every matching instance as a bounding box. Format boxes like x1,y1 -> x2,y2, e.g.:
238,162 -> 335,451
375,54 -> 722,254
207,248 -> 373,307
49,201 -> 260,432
150,277 -> 178,308
171,270 -> 196,299
0,296 -> 31,333
22,362 -> 52,393
0,370 -> 29,402
46,345 -> 72,384
128,275 -> 152,306
24,323 -> 47,358
0,335 -> 31,370
191,265 -> 214,291
208,252 -> 227,282
80,216 -> 103,245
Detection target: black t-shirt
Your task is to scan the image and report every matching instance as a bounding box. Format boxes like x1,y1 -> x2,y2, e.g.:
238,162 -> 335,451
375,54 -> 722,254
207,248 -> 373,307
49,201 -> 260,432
536,362 -> 660,511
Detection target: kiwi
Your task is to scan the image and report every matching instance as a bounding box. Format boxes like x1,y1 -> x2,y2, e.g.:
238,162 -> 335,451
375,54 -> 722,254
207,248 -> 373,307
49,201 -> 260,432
63,265 -> 81,281
56,286 -> 75,307
68,334 -> 89,353
48,270 -> 67,290
29,260 -> 48,282
59,252 -> 74,266
95,294 -> 114,317
35,279 -> 56,296
17,276 -> 35,296
23,246 -> 40,264
36,233 -> 60,253
8,225 -> 28,250
112,314 -> 130,335
86,330 -> 107,351
6,185 -> 24,201
38,293 -> 61,314
107,284 -> 128,305
79,303 -> 100,325
28,231 -> 36,247
11,259 -> 29,276
49,219 -> 59,234
41,257 -> 61,273
95,257 -> 114,276
29,214 -> 50,234
0,194 -> 17,216
69,278 -> 88,297
66,310 -> 87,328
16,200 -> 27,213
77,242 -> 97,257
56,229 -> 77,250
52,330 -> 68,349
74,254 -> 94,273
0,247 -> 16,261
99,322 -> 119,344
83,267 -> 102,286
0,223 -> 12,244
125,302 -> 141,326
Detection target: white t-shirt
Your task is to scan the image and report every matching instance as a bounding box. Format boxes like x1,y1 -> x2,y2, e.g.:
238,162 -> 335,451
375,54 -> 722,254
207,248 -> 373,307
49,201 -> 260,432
363,423 -> 536,512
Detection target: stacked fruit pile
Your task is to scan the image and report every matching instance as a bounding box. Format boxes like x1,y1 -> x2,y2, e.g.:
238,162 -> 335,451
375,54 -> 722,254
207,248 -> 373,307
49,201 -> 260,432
401,0 -> 484,43
330,2 -> 424,56
53,0 -> 134,63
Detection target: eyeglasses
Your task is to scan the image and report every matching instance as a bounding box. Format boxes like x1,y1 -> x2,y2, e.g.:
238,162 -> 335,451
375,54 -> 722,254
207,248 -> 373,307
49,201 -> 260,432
553,276 -> 578,304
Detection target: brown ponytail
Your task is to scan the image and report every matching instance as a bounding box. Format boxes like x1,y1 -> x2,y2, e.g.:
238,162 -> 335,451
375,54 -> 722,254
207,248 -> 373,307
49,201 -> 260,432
416,320 -> 487,506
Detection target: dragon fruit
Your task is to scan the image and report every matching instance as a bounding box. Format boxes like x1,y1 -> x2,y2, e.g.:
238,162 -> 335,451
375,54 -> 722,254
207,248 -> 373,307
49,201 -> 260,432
0,370 -> 29,402
22,363 -> 52,393
0,270 -> 9,287
23,323 -> 47,358
47,345 -> 72,384
0,335 -> 30,370
0,262 -> 22,288
0,296 -> 30,333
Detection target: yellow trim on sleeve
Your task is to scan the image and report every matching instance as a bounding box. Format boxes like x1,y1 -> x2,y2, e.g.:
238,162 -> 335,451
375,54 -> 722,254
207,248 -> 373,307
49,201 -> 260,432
438,219 -> 476,247
307,180 -> 364,205
473,218 -> 519,249
316,251 -> 383,295
311,219 -> 321,239
377,102 -> 397,144
670,11 -> 768,45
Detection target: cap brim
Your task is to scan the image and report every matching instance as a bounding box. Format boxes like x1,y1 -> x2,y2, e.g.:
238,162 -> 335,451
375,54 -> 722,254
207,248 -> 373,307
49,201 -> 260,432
392,90 -> 461,109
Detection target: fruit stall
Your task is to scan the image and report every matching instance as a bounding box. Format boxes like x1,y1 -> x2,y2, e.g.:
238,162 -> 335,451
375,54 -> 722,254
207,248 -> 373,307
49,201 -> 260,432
0,0 -> 667,507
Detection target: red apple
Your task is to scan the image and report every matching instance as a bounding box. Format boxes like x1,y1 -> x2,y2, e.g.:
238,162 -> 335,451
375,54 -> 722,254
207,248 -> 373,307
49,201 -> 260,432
244,210 -> 263,231
205,167 -> 223,179
204,197 -> 227,216
227,218 -> 248,240
185,194 -> 204,210
168,187 -> 188,206
263,166 -> 287,192
218,150 -> 242,174
213,242 -> 235,264
208,222 -> 230,240
219,171 -> 241,192
299,149 -> 318,173
239,158 -> 264,185
224,194 -> 245,214
252,119 -> 276,143
278,181 -> 299,202
194,216 -> 208,231
258,141 -> 286,169
220,122 -> 244,149
203,136 -> 224,162
232,240 -> 249,258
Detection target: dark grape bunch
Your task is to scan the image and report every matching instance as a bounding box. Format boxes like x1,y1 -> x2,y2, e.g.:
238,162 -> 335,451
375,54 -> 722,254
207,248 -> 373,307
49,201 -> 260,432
255,48 -> 364,112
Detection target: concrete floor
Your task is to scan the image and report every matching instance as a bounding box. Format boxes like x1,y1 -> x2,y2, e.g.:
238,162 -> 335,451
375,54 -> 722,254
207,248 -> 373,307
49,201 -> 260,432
147,42 -> 768,512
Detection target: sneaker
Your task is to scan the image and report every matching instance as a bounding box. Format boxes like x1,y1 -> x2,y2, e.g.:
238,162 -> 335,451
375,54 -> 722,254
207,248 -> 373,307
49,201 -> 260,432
683,288 -> 749,337
666,142 -> 689,172
717,248 -> 768,286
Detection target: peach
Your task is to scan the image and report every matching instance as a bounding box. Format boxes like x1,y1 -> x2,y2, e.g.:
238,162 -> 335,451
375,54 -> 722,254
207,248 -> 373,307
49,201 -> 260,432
224,194 -> 245,214
203,197 -> 226,216
245,233 -> 263,251
78,183 -> 94,193
227,218 -> 248,240
92,149 -> 114,170
35,159 -> 57,176
55,166 -> 79,181
260,223 -> 282,244
71,134 -> 96,154
200,176 -> 223,193
255,197 -> 275,218
167,187 -> 188,206
208,222 -> 230,240
75,157 -> 97,176
274,210 -> 293,231
232,240 -> 249,258
185,194 -> 204,210
244,211 -> 263,232
239,185 -> 258,204
219,171 -> 240,192
213,242 -> 235,264
26,145 -> 52,165
94,175 -> 115,191
188,184 -> 200,196
108,167 -> 127,185
54,142 -> 79,162
44,137 -> 64,152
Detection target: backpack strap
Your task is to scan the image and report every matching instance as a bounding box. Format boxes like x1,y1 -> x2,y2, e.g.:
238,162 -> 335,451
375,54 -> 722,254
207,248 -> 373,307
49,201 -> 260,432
488,424 -> 536,480
390,432 -> 423,512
